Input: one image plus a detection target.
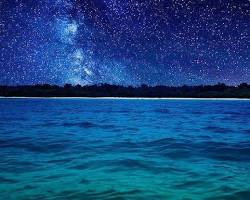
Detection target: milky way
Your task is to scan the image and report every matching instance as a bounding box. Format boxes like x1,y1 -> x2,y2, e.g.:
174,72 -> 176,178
1,0 -> 250,85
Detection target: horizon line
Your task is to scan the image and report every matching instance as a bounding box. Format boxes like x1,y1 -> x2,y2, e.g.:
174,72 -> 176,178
0,82 -> 250,88
1,96 -> 250,100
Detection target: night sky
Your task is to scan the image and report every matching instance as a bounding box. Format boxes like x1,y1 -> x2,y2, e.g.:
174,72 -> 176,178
1,0 -> 250,86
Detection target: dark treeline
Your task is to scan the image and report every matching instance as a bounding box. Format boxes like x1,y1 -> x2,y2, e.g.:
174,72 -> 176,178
0,83 -> 250,98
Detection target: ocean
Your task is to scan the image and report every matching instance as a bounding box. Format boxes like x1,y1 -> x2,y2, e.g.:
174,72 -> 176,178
0,98 -> 250,200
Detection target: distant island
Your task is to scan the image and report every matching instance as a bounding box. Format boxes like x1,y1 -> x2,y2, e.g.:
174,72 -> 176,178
0,83 -> 250,98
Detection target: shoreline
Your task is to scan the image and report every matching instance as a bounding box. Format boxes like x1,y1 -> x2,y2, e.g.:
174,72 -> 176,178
0,96 -> 250,100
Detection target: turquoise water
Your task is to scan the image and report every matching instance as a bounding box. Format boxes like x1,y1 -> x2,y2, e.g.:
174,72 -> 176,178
0,98 -> 250,200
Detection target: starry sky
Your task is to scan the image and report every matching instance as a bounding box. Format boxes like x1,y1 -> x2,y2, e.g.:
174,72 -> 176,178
1,0 -> 250,86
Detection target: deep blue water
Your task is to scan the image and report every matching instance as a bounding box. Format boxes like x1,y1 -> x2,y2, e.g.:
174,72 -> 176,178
0,98 -> 250,200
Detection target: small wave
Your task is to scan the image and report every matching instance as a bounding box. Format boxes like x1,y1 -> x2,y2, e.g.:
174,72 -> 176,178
61,121 -> 118,130
205,190 -> 250,200
153,108 -> 170,114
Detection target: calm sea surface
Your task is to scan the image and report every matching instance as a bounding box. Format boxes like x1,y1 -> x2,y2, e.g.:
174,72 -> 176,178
0,98 -> 250,200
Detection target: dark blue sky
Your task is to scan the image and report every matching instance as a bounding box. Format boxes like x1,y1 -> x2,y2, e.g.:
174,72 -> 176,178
1,0 -> 250,86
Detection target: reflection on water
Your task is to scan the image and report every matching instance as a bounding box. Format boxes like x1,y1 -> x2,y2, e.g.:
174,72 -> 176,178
0,98 -> 250,200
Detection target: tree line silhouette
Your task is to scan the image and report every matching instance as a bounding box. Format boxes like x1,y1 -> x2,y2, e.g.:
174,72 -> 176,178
0,83 -> 250,98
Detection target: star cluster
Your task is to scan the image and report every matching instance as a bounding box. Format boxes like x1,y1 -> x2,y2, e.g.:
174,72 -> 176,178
1,0 -> 250,85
